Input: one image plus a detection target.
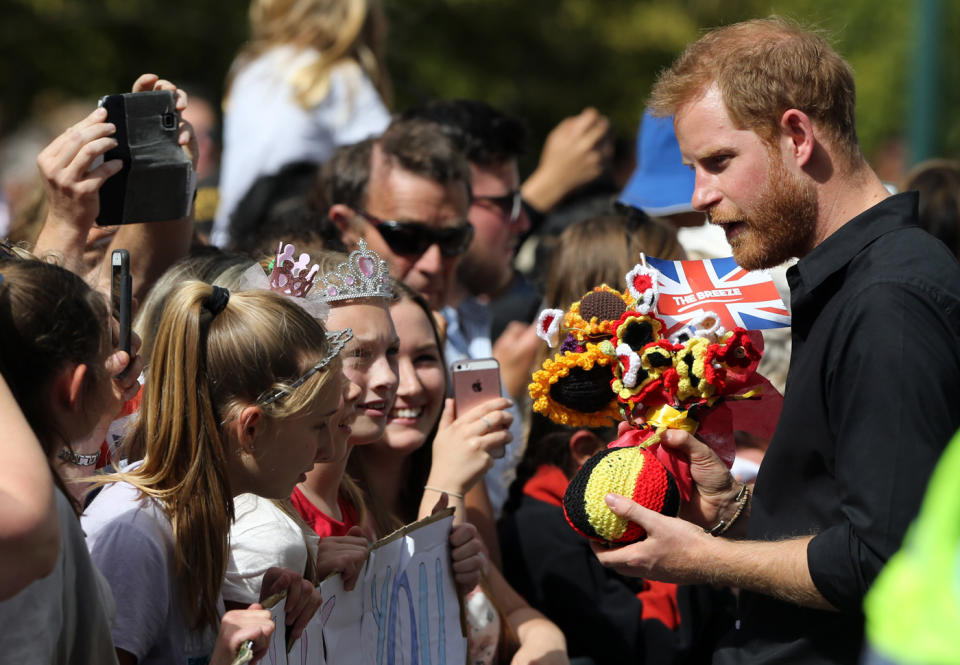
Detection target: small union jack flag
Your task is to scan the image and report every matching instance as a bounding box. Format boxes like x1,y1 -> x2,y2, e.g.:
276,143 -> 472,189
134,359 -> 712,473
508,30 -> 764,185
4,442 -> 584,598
645,256 -> 790,335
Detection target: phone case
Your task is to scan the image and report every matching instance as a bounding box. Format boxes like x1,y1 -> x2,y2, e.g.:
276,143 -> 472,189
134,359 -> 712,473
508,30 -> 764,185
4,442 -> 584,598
111,249 -> 132,355
97,90 -> 195,225
450,358 -> 502,418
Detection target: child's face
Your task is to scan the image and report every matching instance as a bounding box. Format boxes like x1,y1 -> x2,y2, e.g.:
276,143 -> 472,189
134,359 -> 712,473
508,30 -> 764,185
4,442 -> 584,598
326,302 -> 400,445
381,300 -> 446,455
255,398 -> 341,498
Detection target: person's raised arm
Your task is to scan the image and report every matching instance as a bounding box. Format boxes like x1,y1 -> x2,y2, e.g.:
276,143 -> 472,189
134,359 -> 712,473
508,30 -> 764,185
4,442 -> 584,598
33,108 -> 124,275
0,373 -> 60,600
521,108 -> 610,215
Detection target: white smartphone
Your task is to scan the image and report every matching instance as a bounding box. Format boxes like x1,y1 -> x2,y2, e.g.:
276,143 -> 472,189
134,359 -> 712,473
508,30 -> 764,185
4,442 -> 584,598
450,358 -> 502,418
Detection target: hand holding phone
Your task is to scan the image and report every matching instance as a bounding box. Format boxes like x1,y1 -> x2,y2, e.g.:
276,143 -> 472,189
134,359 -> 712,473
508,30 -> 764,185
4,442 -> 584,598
450,358 -> 502,418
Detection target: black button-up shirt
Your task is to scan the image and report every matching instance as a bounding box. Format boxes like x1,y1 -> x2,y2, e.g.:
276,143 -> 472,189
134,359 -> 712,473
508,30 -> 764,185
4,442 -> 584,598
715,192 -> 960,664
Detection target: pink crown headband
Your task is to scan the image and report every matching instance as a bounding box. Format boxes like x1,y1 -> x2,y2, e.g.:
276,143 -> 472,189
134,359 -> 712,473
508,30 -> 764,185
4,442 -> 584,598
237,242 -> 329,320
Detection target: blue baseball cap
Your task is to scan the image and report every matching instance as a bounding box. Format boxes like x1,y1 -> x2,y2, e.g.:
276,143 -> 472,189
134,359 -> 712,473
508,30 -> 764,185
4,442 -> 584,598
619,110 -> 695,216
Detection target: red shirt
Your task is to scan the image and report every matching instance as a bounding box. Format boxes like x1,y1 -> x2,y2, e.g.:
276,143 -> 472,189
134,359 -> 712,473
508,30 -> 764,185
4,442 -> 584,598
290,486 -> 359,538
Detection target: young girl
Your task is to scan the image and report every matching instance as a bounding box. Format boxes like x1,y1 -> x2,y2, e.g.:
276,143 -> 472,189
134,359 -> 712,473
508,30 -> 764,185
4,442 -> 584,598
0,257 -> 127,664
82,280 -> 340,664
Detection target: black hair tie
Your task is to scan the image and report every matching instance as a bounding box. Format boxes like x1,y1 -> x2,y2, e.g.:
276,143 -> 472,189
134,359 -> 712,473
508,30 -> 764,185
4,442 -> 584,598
204,285 -> 230,316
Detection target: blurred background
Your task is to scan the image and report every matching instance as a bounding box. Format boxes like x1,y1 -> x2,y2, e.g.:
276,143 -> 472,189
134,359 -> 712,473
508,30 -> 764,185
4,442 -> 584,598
1,0 -> 957,185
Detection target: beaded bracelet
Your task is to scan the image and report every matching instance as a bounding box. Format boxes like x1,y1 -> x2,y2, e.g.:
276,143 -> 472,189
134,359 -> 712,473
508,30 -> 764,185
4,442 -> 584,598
706,482 -> 750,536
57,447 -> 101,467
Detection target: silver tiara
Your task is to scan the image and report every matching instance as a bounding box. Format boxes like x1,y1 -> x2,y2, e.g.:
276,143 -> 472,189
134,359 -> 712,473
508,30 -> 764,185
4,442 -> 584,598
318,240 -> 393,302
256,328 -> 354,406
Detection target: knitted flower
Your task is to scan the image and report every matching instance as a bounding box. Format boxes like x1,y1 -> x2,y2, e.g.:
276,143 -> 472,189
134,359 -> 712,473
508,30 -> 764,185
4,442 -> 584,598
624,263 -> 659,314
612,340 -> 678,407
704,329 -> 761,394
563,286 -> 635,342
529,342 -> 621,427
674,336 -> 716,403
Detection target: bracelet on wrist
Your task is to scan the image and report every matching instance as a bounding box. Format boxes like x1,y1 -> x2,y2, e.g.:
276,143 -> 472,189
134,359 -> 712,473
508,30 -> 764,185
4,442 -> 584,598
706,482 -> 750,537
57,446 -> 101,467
424,485 -> 464,500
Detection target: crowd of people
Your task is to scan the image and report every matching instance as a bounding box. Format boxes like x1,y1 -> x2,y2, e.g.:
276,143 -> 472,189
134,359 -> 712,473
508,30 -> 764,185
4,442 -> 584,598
1,5 -> 959,665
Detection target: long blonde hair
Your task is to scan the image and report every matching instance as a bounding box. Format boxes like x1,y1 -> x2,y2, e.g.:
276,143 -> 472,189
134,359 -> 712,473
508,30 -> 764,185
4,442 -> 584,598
228,0 -> 390,109
101,281 -> 341,630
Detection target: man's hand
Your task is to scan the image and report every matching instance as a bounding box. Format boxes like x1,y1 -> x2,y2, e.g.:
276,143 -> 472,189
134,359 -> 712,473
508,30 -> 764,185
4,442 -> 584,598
656,428 -> 741,529
259,567 -> 322,643
591,494 -> 719,584
34,107 -> 124,272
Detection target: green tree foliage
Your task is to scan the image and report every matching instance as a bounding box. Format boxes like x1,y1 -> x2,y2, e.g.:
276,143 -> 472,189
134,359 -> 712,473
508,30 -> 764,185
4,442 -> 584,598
2,0 -> 957,174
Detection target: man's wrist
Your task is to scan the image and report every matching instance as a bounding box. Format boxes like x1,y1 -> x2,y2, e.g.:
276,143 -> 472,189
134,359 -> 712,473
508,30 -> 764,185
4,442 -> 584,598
706,482 -> 751,537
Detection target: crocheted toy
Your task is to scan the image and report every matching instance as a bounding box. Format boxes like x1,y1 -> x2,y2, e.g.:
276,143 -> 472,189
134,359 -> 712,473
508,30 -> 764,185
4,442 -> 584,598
563,432 -> 680,543
531,259 -> 768,544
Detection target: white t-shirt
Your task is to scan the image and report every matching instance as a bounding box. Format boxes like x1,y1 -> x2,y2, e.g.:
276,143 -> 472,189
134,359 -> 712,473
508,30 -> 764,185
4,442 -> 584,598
213,46 -> 391,247
224,494 -> 319,604
82,477 -> 219,665
0,489 -> 118,664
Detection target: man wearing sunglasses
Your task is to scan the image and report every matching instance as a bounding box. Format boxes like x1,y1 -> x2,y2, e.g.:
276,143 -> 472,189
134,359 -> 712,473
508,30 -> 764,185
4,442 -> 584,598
324,118 -> 473,310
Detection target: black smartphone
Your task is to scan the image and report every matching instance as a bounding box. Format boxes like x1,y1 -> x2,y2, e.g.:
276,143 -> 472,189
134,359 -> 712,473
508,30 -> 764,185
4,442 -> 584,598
97,90 -> 195,226
450,358 -> 502,418
111,249 -> 132,357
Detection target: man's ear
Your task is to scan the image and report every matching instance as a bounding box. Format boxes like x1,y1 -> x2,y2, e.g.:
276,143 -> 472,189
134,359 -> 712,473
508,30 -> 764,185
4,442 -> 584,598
569,429 -> 605,468
779,108 -> 815,168
233,405 -> 265,455
328,204 -> 362,247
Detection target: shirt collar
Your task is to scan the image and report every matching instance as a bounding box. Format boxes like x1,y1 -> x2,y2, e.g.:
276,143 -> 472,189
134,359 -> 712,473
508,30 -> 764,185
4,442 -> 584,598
789,191 -> 918,296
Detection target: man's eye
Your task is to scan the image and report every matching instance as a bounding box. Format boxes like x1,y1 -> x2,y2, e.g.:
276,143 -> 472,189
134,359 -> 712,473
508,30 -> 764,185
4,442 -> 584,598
705,155 -> 731,172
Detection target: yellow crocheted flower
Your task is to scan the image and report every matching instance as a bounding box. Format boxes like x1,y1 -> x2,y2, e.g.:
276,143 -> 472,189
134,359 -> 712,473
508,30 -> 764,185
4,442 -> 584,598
529,343 -> 620,427
674,336 -> 715,402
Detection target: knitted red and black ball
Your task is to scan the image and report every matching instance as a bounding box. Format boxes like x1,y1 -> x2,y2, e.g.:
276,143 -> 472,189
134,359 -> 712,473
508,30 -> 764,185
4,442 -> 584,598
563,445 -> 680,544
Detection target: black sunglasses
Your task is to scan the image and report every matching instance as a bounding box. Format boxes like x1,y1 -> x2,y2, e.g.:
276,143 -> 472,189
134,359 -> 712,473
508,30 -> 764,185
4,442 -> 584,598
358,211 -> 475,257
473,189 -> 522,224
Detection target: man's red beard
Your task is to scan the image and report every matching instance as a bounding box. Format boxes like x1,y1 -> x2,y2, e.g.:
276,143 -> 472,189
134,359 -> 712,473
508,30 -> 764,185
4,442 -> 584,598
708,156 -> 818,270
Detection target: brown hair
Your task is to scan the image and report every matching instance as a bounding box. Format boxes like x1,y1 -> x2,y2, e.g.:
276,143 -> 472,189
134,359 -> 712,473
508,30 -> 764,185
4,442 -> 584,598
378,118 -> 472,190
543,212 -> 684,311
901,159 -> 960,259
0,257 -> 109,513
649,17 -> 861,166
101,282 -> 340,631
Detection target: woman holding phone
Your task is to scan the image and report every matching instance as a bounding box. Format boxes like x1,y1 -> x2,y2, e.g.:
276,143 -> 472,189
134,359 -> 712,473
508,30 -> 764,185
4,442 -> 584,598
349,281 -> 569,665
